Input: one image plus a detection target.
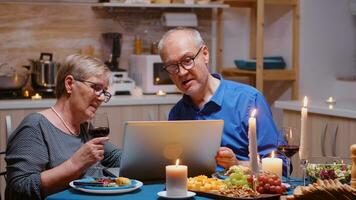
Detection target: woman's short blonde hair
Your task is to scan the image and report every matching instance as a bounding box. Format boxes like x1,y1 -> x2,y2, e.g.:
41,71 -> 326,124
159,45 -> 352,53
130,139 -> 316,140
55,54 -> 111,99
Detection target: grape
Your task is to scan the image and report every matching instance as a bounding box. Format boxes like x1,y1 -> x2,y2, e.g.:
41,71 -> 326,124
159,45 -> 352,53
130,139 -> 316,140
275,186 -> 282,194
256,172 -> 285,194
273,179 -> 281,186
224,166 -> 252,188
258,175 -> 266,183
263,183 -> 270,191
224,165 -> 286,195
247,175 -> 253,183
257,186 -> 264,193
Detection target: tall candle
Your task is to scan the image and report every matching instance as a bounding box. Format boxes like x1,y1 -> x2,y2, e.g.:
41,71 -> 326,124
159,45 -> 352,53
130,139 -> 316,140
299,96 -> 309,160
261,151 -> 283,177
249,109 -> 259,174
166,159 -> 187,197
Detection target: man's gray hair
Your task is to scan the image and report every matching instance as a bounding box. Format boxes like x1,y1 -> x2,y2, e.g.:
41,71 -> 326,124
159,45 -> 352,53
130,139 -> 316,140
158,27 -> 205,55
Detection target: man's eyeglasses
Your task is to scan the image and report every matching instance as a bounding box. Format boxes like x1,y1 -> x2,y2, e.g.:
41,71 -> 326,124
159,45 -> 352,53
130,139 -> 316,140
74,79 -> 112,103
163,46 -> 203,75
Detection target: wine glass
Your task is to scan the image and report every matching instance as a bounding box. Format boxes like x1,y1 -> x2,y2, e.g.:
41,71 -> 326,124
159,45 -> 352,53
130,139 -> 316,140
88,112 -> 110,138
277,127 -> 300,185
88,112 -> 110,178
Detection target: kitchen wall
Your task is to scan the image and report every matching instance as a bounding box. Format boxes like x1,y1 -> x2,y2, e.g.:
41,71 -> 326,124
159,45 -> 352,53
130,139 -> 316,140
298,0 -> 356,100
1,1 -> 355,121
0,2 -> 212,70
221,0 -> 356,127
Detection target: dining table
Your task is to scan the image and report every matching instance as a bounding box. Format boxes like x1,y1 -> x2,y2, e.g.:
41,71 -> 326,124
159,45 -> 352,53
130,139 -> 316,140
45,177 -> 304,200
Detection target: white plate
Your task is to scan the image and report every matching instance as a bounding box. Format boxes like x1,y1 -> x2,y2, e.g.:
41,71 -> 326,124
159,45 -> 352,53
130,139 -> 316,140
69,179 -> 143,194
157,191 -> 196,199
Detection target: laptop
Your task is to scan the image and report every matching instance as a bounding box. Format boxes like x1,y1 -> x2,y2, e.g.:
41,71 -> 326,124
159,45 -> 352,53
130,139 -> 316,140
118,120 -> 224,181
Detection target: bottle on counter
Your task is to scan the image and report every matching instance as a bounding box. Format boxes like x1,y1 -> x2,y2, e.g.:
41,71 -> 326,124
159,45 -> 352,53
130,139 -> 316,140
151,42 -> 159,54
141,29 -> 151,54
134,34 -> 142,55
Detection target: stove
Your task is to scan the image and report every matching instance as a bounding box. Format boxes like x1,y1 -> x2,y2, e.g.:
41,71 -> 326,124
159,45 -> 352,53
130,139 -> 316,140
0,89 -> 28,100
0,89 -> 55,100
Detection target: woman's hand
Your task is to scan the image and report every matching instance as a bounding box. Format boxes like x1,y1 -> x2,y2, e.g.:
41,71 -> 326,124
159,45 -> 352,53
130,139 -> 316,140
69,137 -> 109,170
215,147 -> 239,169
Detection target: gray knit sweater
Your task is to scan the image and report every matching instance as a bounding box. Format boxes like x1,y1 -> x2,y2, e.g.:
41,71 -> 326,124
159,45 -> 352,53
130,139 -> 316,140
5,113 -> 121,200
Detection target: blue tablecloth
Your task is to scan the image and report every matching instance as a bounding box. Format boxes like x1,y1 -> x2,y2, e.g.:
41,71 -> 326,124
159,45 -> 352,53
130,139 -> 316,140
46,178 -> 305,200
46,182 -> 211,200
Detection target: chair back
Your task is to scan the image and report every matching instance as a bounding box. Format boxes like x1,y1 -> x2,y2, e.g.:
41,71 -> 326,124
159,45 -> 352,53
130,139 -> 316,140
1,115 -> 12,200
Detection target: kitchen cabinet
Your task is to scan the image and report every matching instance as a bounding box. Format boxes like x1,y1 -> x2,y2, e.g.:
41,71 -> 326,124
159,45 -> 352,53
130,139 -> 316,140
218,0 -> 300,103
282,110 -> 356,178
0,102 -> 174,199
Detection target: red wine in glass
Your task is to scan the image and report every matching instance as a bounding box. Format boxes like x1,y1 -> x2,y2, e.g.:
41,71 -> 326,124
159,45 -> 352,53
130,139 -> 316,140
278,145 -> 300,158
89,127 -> 110,138
88,112 -> 110,138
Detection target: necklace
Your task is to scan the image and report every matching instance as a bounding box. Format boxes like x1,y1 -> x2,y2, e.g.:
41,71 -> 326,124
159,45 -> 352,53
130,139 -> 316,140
51,106 -> 78,136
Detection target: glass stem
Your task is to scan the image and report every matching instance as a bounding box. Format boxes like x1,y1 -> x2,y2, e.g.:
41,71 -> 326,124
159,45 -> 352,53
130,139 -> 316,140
300,159 -> 308,186
286,157 -> 291,183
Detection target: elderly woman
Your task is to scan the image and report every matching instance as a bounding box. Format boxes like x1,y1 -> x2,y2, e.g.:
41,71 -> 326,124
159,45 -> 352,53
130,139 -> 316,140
5,54 -> 121,199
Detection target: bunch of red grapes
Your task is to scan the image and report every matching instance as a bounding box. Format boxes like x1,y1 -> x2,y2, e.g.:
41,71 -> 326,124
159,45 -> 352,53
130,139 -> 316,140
247,173 -> 287,194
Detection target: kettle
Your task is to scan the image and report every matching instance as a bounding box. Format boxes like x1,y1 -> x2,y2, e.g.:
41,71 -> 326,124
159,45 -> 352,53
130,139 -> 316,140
30,52 -> 60,92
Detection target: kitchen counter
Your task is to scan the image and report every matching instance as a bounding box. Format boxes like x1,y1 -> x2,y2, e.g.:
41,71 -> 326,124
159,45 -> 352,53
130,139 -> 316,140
274,99 -> 356,119
0,94 -> 182,110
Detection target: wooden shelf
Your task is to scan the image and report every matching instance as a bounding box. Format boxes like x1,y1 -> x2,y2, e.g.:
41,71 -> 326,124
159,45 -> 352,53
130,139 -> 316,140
224,0 -> 297,7
221,68 -> 296,81
217,0 -> 300,101
94,2 -> 229,8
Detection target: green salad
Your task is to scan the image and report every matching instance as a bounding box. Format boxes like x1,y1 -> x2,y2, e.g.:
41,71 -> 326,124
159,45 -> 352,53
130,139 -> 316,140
306,161 -> 351,184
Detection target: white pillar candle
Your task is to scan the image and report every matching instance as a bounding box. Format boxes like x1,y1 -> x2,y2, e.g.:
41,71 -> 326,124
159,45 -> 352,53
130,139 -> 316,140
166,159 -> 187,197
261,151 -> 283,177
248,109 -> 259,174
299,96 -> 309,160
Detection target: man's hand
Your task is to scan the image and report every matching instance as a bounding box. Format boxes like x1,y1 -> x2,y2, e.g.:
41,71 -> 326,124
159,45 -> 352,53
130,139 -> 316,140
215,147 -> 238,169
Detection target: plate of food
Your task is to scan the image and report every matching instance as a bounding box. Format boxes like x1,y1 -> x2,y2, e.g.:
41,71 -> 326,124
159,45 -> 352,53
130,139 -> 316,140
69,177 -> 143,194
190,165 -> 287,199
306,161 -> 351,184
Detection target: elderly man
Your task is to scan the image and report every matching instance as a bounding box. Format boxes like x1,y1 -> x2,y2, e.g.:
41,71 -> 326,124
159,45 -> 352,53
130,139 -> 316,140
158,27 -> 287,173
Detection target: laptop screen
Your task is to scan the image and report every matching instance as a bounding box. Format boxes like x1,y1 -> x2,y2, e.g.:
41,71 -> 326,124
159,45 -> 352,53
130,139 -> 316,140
119,120 -> 224,181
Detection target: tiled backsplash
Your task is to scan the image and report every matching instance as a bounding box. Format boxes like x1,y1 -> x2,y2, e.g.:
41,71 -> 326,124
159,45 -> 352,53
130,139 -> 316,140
0,3 -> 212,70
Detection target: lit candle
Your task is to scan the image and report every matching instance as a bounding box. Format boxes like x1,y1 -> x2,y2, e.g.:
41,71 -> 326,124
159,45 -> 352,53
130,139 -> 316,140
326,96 -> 336,104
166,159 -> 187,197
249,109 -> 259,174
261,151 -> 283,177
156,90 -> 167,96
24,90 -> 30,97
31,93 -> 42,100
299,96 -> 309,160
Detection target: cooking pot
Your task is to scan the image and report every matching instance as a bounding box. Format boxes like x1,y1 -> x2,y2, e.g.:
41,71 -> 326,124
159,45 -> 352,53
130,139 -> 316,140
30,53 -> 60,91
0,63 -> 29,90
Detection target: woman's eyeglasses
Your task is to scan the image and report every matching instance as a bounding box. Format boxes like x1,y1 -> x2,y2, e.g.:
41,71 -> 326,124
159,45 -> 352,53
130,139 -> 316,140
163,46 -> 203,75
74,79 -> 111,103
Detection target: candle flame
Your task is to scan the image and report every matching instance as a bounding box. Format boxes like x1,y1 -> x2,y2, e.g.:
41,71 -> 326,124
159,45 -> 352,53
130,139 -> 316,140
328,97 -> 333,101
328,104 -> 333,109
303,96 -> 308,107
341,160 -> 344,164
271,151 -> 275,158
176,159 -> 180,166
251,109 -> 257,118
